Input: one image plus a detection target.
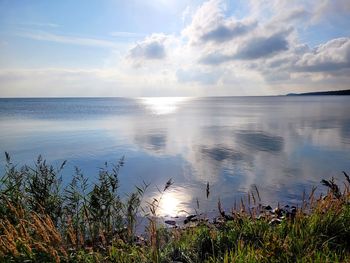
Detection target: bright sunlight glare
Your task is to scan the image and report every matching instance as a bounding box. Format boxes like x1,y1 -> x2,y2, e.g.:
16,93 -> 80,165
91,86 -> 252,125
158,189 -> 191,217
139,97 -> 190,115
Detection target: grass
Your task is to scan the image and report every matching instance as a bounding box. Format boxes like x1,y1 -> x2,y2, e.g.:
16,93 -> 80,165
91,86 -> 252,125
0,153 -> 350,262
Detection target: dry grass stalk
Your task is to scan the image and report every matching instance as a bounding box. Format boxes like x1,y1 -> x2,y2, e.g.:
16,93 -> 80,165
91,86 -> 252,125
0,203 -> 67,262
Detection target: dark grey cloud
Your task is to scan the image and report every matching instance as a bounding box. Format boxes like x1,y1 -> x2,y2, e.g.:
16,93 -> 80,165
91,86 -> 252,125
201,21 -> 257,43
199,31 -> 290,65
234,32 -> 289,60
249,39 -> 350,83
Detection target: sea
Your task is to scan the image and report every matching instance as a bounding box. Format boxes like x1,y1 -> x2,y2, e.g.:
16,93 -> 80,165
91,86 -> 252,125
1,96 -> 350,217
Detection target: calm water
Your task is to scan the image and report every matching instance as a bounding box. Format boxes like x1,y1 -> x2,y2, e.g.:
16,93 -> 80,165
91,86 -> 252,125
1,96 -> 350,216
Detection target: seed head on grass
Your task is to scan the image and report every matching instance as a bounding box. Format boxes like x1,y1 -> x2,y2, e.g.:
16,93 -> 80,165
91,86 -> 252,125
163,178 -> 173,192
321,178 -> 341,199
344,171 -> 350,185
206,182 -> 210,199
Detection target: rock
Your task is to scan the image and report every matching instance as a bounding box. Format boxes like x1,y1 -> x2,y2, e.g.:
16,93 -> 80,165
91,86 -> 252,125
184,214 -> 197,224
286,206 -> 297,220
213,217 -> 225,225
256,214 -> 265,220
263,205 -> 272,211
219,210 -> 234,221
269,218 -> 282,225
186,214 -> 197,220
165,220 -> 177,226
134,235 -> 147,246
272,208 -> 284,217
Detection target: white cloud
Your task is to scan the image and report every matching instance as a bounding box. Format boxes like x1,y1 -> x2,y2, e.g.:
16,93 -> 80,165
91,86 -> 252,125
312,0 -> 350,22
182,0 -> 226,45
16,22 -> 60,28
16,30 -> 118,48
0,67 -> 199,97
181,5 -> 191,24
2,0 -> 350,97
182,0 -> 257,46
279,8 -> 310,22
296,38 -> 350,72
126,34 -> 175,66
0,68 -> 121,97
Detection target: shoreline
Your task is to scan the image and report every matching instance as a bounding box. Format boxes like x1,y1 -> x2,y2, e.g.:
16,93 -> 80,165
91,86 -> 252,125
1,154 -> 350,262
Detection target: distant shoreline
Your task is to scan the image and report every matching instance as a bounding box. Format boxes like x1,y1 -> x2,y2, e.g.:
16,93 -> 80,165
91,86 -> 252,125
286,89 -> 350,96
1,89 -> 350,99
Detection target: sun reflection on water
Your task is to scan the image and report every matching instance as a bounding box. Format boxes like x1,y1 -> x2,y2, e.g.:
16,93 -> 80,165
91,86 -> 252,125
139,97 -> 190,115
157,189 -> 191,217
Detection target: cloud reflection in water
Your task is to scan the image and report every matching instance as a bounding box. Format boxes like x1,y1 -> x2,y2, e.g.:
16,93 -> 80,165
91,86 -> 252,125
1,97 -> 350,215
236,131 -> 284,153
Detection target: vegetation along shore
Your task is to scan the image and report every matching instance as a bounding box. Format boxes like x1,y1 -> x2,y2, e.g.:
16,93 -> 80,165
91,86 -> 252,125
1,153 -> 350,262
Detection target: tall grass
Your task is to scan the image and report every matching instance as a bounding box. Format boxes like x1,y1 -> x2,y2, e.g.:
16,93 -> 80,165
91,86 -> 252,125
0,153 -> 145,262
1,153 -> 350,262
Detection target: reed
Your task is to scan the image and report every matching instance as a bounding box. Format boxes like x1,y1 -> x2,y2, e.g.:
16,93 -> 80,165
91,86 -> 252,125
1,153 -> 350,262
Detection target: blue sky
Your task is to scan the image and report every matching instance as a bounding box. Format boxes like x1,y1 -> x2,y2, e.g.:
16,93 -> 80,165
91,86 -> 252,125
0,0 -> 349,97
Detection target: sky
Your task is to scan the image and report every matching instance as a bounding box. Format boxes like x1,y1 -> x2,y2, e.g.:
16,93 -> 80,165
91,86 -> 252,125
0,0 -> 350,97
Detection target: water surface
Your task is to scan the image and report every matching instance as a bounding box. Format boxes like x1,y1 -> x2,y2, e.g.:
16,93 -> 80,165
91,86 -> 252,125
1,96 -> 350,216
